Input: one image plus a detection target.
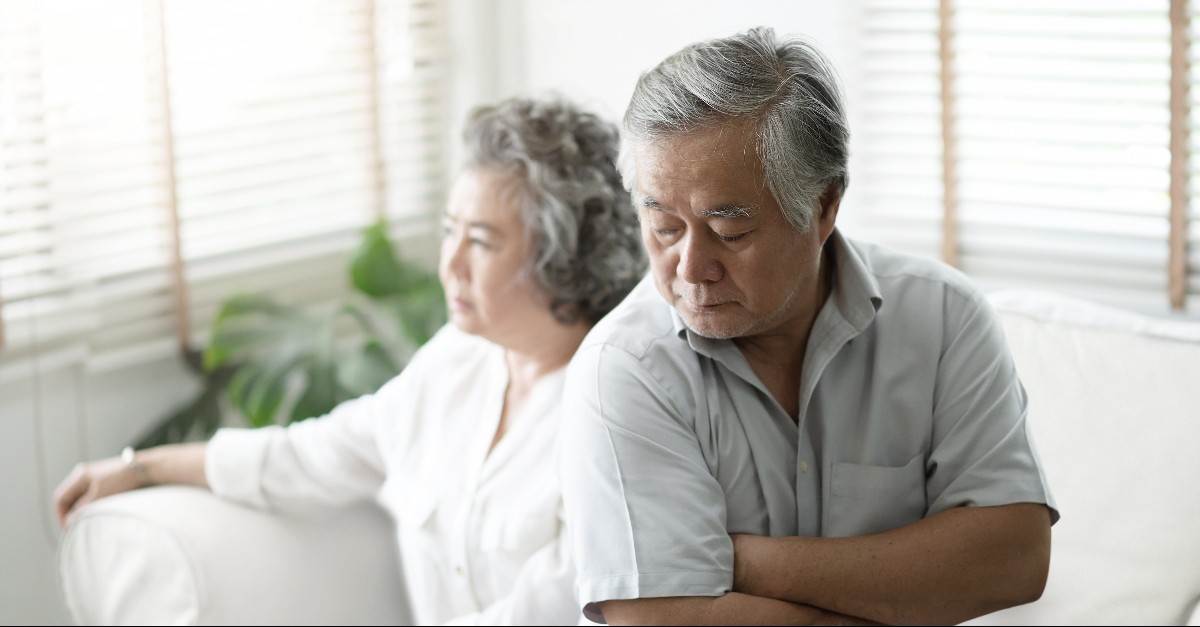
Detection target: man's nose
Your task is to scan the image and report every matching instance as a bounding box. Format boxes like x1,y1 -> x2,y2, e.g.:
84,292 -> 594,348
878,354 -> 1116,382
677,234 -> 722,284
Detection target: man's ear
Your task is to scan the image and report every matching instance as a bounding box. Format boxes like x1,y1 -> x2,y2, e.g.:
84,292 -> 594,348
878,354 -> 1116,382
817,182 -> 842,243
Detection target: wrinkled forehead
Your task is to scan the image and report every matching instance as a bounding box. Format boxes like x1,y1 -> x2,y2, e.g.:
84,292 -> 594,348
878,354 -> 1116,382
630,123 -> 766,199
624,118 -> 759,178
445,166 -> 528,227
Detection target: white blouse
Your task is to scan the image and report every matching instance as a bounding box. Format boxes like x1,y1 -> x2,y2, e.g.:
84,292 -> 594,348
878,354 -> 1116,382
206,325 -> 578,625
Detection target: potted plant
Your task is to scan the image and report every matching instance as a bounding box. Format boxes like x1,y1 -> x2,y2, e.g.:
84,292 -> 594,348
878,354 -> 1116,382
135,221 -> 445,448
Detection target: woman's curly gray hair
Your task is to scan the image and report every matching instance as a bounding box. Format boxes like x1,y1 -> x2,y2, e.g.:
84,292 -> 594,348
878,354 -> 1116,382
462,97 -> 646,324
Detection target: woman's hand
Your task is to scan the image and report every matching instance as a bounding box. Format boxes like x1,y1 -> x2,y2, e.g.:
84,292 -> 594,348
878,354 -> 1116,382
53,455 -> 143,530
53,443 -> 210,530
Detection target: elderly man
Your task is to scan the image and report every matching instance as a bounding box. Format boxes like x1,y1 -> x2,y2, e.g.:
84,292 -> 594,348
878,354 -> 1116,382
559,27 -> 1057,625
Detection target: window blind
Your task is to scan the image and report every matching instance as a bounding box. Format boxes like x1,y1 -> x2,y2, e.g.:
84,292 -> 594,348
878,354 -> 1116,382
847,0 -> 945,262
0,0 -> 446,377
850,0 -> 1196,315
1185,0 -> 1200,309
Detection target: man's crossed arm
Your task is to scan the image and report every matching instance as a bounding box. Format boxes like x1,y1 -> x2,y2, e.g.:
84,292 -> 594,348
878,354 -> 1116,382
600,503 -> 1051,626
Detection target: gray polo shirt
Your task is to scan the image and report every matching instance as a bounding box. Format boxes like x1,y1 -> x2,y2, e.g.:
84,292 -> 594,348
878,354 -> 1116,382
559,230 -> 1058,622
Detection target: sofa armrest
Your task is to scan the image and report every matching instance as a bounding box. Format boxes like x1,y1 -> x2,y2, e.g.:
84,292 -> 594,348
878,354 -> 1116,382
58,485 -> 410,625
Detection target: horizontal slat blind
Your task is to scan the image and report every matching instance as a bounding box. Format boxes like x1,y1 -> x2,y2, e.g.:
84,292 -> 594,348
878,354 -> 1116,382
1186,0 -> 1200,311
851,0 -> 945,261
0,0 -> 446,374
0,0 -> 174,366
953,1 -> 1171,309
852,0 -> 1192,314
168,0 -> 380,352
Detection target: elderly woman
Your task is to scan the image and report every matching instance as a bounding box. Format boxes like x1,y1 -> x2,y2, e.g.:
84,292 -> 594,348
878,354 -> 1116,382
52,96 -> 646,625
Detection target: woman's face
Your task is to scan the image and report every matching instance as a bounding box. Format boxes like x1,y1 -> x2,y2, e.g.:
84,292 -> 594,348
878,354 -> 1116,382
439,168 -> 554,346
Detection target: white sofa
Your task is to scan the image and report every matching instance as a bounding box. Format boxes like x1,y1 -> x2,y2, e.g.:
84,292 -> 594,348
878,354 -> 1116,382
58,290 -> 1200,625
58,487 -> 411,625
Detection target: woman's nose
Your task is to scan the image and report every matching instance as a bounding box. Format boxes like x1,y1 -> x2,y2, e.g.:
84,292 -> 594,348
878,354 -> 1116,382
440,233 -> 469,281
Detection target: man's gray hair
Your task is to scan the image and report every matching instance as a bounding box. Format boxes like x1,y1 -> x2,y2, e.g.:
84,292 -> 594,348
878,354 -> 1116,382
463,97 -> 646,324
620,26 -> 849,231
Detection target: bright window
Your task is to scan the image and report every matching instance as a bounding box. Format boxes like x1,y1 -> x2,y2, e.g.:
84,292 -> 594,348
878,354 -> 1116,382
845,0 -> 1197,315
0,0 -> 447,375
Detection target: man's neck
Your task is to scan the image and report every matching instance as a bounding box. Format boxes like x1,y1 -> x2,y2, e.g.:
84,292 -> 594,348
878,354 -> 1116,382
734,245 -> 836,420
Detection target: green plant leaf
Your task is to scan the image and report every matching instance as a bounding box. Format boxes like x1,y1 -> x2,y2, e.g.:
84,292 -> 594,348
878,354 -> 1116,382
384,278 -> 447,348
340,299 -> 401,357
281,313 -> 343,424
204,327 -> 277,371
244,352 -> 300,427
226,364 -> 263,426
289,361 -> 342,424
350,221 -> 408,298
212,293 -> 295,323
147,222 -> 448,443
227,363 -> 289,428
338,339 -> 400,397
203,294 -> 307,371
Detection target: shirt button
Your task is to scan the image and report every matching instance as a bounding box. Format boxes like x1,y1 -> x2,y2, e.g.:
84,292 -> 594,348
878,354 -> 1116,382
454,565 -> 465,576
800,460 -> 810,473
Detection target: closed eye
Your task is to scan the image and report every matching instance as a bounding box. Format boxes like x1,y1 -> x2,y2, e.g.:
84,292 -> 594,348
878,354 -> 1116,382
716,232 -> 749,244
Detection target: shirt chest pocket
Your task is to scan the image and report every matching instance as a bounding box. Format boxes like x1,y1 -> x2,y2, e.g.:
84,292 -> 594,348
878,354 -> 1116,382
826,453 -> 927,537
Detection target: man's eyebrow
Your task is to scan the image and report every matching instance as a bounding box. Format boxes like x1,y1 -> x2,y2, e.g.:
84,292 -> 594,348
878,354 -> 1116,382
638,198 -> 756,219
701,204 -> 756,219
638,196 -> 664,210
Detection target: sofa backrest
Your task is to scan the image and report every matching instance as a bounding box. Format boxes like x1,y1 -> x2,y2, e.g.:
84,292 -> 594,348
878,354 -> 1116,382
969,290 -> 1200,625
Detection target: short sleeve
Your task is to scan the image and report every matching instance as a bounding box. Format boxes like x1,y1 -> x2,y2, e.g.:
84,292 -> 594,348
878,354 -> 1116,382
559,343 -> 732,623
926,288 -> 1060,524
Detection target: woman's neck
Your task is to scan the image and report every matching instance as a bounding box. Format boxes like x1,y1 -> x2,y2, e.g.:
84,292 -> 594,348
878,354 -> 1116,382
487,319 -> 591,456
503,319 -> 591,390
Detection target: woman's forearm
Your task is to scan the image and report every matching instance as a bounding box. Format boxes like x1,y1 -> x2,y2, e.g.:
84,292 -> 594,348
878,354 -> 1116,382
136,442 -> 210,487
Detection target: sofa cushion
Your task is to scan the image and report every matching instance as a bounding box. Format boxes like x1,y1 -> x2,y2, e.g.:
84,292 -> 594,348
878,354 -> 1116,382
59,486 -> 410,625
968,290 -> 1200,625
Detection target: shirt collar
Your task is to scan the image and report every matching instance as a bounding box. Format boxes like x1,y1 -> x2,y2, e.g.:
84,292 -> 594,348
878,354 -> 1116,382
826,228 -> 883,335
669,228 -> 883,355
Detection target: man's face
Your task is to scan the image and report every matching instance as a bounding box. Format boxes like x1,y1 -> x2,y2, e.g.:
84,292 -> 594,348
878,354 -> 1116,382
633,118 -> 836,341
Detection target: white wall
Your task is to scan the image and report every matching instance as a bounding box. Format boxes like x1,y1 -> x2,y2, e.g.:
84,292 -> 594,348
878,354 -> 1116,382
510,1 -> 846,124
